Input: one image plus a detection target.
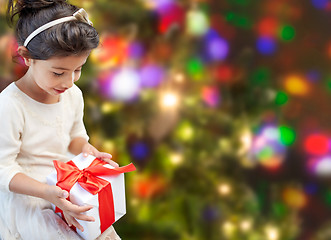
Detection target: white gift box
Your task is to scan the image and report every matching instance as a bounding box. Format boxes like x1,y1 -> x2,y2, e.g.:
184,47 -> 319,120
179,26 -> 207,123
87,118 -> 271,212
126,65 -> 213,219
46,154 -> 128,240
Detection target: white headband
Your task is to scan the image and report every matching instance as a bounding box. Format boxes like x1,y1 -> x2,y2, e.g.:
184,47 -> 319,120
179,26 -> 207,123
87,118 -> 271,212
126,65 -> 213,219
24,8 -> 93,47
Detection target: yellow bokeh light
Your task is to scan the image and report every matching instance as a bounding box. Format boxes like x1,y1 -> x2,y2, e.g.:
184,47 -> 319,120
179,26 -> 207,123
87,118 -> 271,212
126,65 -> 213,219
222,221 -> 235,236
240,219 -> 252,232
174,73 -> 185,83
161,92 -> 179,109
284,75 -> 309,96
170,153 -> 183,165
238,129 -> 253,155
265,226 -> 279,240
102,140 -> 115,153
101,102 -> 116,114
282,187 -> 307,209
218,183 -> 231,195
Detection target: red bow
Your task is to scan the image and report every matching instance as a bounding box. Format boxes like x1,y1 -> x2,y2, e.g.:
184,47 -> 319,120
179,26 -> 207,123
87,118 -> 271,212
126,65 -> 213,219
53,158 -> 136,233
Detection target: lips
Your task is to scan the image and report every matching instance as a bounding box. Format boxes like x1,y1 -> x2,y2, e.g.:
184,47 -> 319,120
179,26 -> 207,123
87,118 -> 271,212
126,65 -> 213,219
54,89 -> 66,94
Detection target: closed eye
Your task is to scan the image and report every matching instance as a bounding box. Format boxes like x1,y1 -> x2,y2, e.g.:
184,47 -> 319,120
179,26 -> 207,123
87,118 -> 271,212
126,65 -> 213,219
53,72 -> 64,77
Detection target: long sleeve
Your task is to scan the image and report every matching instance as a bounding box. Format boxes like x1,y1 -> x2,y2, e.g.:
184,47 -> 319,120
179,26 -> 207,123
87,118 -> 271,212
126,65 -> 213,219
69,85 -> 89,141
0,97 -> 24,192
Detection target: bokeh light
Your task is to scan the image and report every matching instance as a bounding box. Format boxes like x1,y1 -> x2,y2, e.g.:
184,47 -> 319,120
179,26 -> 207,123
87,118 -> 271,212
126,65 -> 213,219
140,64 -> 165,88
256,36 -> 277,55
283,75 -> 310,96
186,8 -> 210,36
201,86 -> 220,107
109,68 -> 141,101
204,29 -> 229,61
304,133 -> 329,156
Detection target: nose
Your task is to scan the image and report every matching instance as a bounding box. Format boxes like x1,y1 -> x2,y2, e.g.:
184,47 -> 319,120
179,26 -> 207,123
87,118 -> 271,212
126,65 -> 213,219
63,72 -> 75,89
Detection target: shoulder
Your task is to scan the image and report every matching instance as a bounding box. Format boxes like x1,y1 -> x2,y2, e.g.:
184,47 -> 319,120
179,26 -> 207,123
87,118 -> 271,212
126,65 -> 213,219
0,83 -> 23,109
0,83 -> 24,119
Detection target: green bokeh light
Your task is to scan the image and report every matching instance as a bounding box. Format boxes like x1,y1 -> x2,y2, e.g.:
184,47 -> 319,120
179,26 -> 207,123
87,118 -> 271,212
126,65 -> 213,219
187,58 -> 204,81
275,91 -> 289,105
280,25 -> 295,41
225,12 -> 252,29
257,146 -> 274,161
279,126 -> 296,146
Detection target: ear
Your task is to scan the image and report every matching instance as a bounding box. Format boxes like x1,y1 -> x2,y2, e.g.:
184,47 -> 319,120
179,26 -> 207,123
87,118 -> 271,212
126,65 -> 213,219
17,46 -> 32,66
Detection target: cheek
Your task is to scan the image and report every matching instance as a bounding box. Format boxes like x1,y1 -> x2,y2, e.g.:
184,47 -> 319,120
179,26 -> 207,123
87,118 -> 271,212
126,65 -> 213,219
74,72 -> 81,82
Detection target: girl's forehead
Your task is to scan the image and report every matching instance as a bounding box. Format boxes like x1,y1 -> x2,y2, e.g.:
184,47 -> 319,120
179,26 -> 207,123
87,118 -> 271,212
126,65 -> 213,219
43,54 -> 90,68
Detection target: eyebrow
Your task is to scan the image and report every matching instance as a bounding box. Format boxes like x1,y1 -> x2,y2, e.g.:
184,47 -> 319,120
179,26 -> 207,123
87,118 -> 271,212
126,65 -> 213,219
52,64 -> 84,71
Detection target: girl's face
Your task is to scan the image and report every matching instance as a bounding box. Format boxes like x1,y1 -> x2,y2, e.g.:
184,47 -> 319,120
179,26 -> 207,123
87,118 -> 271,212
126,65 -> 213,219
28,52 -> 90,96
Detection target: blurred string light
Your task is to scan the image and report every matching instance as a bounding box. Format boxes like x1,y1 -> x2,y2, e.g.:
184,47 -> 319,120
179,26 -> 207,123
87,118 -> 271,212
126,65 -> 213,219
222,221 -> 236,237
157,2 -> 185,34
173,72 -> 185,83
265,225 -> 280,240
203,29 -> 229,61
201,86 -> 220,108
140,64 -> 165,88
107,68 -> 141,101
279,25 -> 296,41
257,17 -> 279,37
130,141 -> 150,161
160,91 -> 179,109
283,74 -> 310,96
240,219 -> 253,232
256,36 -> 277,55
251,125 -> 295,170
311,0 -> 330,10
218,183 -> 232,196
90,35 -> 128,69
304,133 -> 329,155
169,152 -> 183,165
175,121 -> 194,141
282,187 -> 307,209
140,0 -> 174,10
225,11 -> 252,29
128,41 -> 145,60
238,127 -> 253,156
186,7 -> 210,36
187,58 -> 204,81
304,133 -> 331,176
214,64 -> 234,83
275,91 -> 289,105
312,156 -> 331,176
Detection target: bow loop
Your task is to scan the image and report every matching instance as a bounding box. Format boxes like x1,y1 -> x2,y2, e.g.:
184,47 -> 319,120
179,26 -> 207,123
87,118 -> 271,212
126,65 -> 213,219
73,8 -> 93,26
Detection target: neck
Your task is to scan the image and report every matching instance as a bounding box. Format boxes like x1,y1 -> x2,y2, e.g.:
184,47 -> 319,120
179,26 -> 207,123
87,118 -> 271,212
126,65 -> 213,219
16,71 -> 60,104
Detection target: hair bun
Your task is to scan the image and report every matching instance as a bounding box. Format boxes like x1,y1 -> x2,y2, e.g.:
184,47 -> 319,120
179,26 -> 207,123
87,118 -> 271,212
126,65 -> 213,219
7,0 -> 66,25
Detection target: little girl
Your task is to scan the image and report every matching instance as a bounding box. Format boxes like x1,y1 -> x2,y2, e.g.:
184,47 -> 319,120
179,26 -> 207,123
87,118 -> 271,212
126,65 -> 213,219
0,0 -> 121,239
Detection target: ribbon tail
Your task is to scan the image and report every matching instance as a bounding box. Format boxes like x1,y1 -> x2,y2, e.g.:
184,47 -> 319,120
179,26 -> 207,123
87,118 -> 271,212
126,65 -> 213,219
98,184 -> 115,233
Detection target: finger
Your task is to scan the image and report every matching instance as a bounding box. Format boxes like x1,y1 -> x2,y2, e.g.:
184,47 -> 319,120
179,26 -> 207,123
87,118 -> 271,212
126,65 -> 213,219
64,201 -> 94,214
63,213 -> 74,227
70,212 -> 95,222
102,159 -> 119,167
98,152 -> 112,159
70,217 -> 84,232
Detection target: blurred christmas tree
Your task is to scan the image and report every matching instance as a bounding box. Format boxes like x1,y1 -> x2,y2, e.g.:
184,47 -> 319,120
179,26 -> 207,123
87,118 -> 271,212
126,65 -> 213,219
3,0 -> 331,239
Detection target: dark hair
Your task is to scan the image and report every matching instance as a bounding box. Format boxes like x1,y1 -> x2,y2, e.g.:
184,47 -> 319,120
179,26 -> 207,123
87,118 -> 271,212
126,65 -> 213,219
7,0 -> 99,60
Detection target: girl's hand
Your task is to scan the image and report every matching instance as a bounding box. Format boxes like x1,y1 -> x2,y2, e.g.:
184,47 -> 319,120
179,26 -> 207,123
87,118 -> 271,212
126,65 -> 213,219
82,142 -> 119,167
46,185 -> 95,232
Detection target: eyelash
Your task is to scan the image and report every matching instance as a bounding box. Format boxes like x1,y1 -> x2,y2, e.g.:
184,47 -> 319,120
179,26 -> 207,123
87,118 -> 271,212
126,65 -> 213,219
53,72 -> 64,77
52,70 -> 81,77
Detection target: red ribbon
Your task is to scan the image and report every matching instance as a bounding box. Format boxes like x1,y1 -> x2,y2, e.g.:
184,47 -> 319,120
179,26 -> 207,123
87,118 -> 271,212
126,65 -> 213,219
53,158 -> 136,233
